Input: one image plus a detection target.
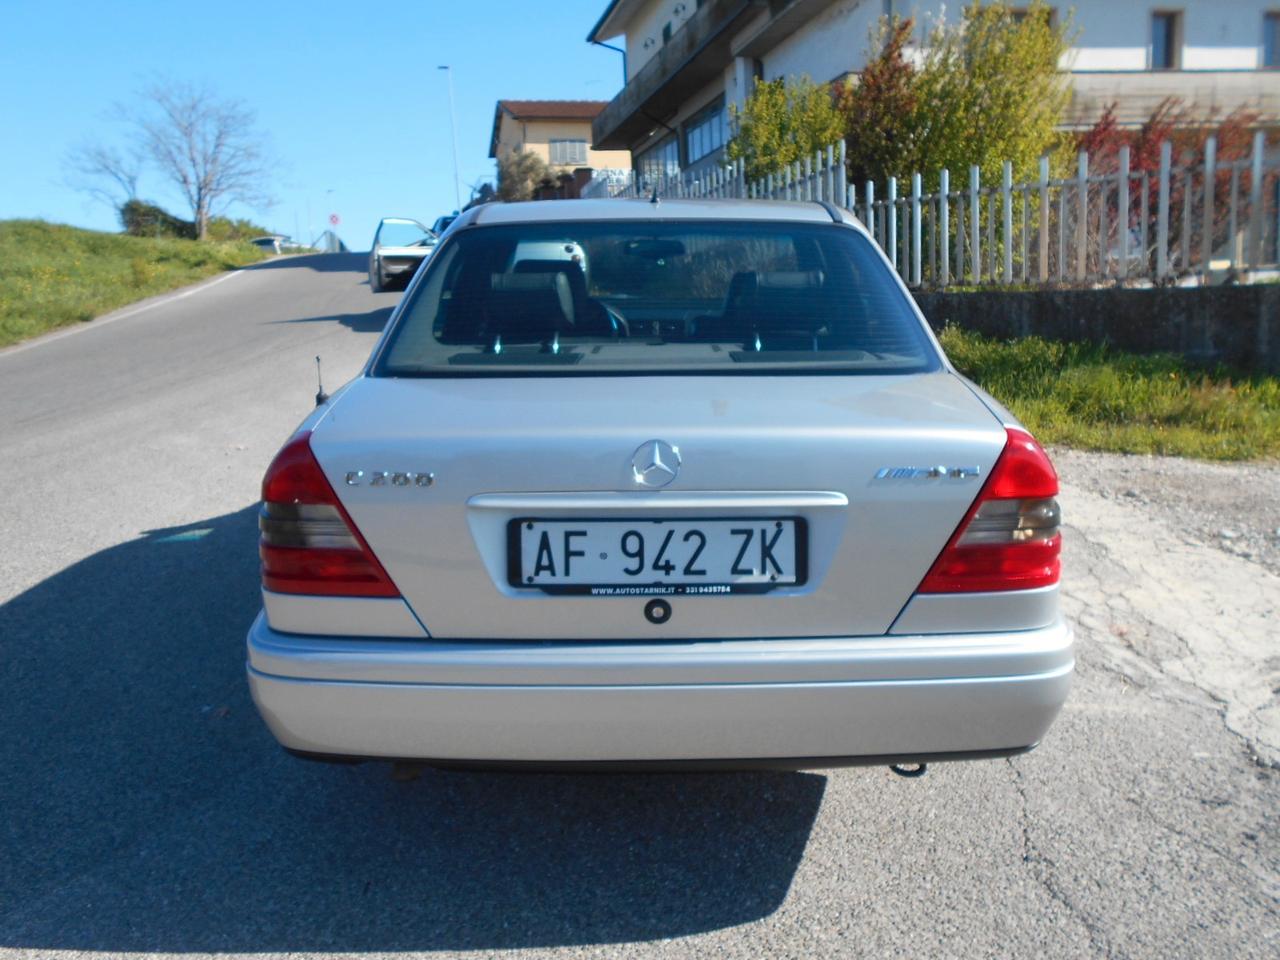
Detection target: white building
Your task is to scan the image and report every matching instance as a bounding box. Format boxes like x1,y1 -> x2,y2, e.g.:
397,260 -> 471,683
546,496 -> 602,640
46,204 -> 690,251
587,0 -> 1280,177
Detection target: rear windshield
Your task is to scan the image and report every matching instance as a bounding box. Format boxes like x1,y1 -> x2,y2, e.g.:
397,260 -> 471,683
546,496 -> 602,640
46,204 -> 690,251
377,220 -> 432,247
373,220 -> 939,376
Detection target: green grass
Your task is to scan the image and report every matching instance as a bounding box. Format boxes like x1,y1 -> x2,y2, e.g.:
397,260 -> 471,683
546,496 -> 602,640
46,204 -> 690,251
940,326 -> 1280,460
0,219 -> 266,347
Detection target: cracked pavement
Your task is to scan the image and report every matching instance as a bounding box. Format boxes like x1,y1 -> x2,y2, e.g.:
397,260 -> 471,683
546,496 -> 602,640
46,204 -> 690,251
1,254 -> 1276,958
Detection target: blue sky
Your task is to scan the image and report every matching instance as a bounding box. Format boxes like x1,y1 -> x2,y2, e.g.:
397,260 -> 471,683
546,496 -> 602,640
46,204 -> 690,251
0,0 -> 624,247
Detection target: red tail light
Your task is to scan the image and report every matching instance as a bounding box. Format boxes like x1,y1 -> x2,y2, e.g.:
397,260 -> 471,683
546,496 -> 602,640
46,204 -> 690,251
259,432 -> 399,597
918,428 -> 1061,593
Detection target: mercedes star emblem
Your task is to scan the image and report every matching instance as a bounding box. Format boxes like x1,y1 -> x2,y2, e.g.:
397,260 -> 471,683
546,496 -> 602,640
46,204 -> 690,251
631,439 -> 681,488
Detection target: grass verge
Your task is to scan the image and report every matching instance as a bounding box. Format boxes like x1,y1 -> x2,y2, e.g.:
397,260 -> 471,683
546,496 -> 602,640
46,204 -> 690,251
0,219 -> 266,347
940,326 -> 1280,461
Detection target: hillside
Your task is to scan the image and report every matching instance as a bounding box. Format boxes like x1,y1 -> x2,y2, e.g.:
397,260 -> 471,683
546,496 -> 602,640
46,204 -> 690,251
0,220 -> 266,347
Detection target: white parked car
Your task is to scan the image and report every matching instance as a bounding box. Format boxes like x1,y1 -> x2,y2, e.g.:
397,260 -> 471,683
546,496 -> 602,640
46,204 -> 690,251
368,217 -> 436,292
249,199 -> 1072,771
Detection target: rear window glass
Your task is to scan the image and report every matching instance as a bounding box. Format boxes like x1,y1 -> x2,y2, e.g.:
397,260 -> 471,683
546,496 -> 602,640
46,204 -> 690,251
374,220 -> 939,376
377,220 -> 432,247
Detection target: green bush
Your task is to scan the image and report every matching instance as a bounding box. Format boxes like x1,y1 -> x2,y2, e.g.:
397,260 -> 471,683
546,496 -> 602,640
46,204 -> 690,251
727,75 -> 845,182
205,215 -> 273,241
119,199 -> 195,239
840,1 -> 1073,191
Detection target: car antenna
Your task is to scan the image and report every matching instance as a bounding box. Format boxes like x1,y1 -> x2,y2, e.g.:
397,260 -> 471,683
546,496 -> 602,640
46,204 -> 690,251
314,355 -> 329,406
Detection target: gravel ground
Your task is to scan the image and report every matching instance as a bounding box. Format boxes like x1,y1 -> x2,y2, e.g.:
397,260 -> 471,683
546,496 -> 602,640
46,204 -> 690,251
1054,447 -> 1280,577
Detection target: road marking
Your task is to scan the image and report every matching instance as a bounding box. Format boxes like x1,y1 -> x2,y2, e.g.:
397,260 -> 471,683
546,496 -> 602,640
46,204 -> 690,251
0,268 -> 249,361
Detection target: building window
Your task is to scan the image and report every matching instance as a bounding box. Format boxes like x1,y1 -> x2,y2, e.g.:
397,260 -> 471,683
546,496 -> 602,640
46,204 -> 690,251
685,97 -> 727,165
1265,13 -> 1280,68
638,136 -> 681,181
1151,11 -> 1181,70
549,139 -> 588,166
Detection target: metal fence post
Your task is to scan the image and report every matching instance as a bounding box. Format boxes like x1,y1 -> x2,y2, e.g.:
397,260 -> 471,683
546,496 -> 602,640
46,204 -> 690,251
1076,151 -> 1088,283
1001,161 -> 1013,284
1157,141 -> 1171,279
987,191 -> 996,279
911,172 -> 922,286
820,146 -> 829,203
1248,130 -> 1265,270
1202,135 -> 1216,280
1038,156 -> 1050,283
1098,168 -> 1108,278
865,180 -> 875,239
969,165 -> 980,282
887,176 -> 898,272
1117,145 -> 1130,281
1057,186 -> 1066,281
939,168 -> 950,286
1020,184 -> 1029,283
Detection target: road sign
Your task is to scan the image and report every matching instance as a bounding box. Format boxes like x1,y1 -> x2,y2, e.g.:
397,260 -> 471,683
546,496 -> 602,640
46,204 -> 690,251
328,213 -> 340,226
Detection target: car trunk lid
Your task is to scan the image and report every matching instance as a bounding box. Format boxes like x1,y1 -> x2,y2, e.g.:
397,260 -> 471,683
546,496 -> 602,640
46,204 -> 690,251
308,371 -> 1005,639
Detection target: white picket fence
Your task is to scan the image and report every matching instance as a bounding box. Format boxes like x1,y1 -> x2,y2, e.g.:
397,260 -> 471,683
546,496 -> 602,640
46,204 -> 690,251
581,132 -> 1280,287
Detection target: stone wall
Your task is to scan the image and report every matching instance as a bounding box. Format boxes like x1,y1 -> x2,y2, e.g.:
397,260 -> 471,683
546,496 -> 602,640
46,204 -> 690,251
914,285 -> 1280,374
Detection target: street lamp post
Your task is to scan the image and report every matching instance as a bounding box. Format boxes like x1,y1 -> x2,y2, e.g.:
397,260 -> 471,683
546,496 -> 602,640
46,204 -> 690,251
438,65 -> 463,212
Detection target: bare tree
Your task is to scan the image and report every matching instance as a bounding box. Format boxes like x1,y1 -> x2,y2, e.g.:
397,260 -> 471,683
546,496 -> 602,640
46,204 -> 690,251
135,80 -> 271,239
64,141 -> 143,213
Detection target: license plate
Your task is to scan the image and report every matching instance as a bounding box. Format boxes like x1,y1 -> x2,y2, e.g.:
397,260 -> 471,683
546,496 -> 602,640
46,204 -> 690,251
508,518 -> 807,595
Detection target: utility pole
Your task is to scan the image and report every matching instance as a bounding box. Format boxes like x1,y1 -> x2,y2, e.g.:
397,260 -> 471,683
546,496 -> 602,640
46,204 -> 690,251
438,65 -> 463,212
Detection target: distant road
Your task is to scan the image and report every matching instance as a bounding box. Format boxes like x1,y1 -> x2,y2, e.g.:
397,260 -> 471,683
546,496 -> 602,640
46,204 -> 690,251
0,253 -> 1274,959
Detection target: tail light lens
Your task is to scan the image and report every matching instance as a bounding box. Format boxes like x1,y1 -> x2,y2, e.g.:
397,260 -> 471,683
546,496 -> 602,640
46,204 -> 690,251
259,432 -> 399,597
917,427 -> 1061,593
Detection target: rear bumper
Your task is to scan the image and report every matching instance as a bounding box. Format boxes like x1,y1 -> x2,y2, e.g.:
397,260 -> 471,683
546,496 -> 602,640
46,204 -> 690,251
246,613 -> 1073,766
378,254 -> 427,275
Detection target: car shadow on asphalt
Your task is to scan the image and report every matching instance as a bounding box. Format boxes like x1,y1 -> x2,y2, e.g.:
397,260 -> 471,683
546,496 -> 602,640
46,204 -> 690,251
271,304 -> 395,334
0,507 -> 825,952
248,252 -> 368,273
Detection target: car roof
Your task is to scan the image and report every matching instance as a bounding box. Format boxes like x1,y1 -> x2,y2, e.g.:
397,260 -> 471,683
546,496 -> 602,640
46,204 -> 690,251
462,198 -> 856,229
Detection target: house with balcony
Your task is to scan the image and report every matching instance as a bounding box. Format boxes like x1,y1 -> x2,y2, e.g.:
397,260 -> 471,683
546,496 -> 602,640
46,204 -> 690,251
587,0 -> 1280,180
489,100 -> 632,173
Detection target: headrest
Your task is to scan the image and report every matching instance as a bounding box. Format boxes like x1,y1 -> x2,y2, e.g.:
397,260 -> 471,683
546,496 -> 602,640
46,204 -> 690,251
489,271 -> 574,329
491,272 -> 568,292
513,259 -> 584,277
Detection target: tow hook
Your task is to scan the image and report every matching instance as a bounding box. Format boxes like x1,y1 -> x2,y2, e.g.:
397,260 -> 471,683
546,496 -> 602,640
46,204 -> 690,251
889,763 -> 927,779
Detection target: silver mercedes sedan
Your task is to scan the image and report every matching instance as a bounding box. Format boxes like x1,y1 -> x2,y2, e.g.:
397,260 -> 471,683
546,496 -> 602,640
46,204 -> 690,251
248,199 -> 1072,771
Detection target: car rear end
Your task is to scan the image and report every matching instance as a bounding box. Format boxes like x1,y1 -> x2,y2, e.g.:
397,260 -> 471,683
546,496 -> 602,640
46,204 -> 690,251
377,245 -> 433,283
248,200 -> 1071,769
371,218 -> 436,290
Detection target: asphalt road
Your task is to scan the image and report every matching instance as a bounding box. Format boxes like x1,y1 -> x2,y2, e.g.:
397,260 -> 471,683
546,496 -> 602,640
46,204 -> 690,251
1,254 -> 1275,959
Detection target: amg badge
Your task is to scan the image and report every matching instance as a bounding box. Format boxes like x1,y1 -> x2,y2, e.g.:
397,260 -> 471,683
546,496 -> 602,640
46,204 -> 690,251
873,465 -> 981,480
